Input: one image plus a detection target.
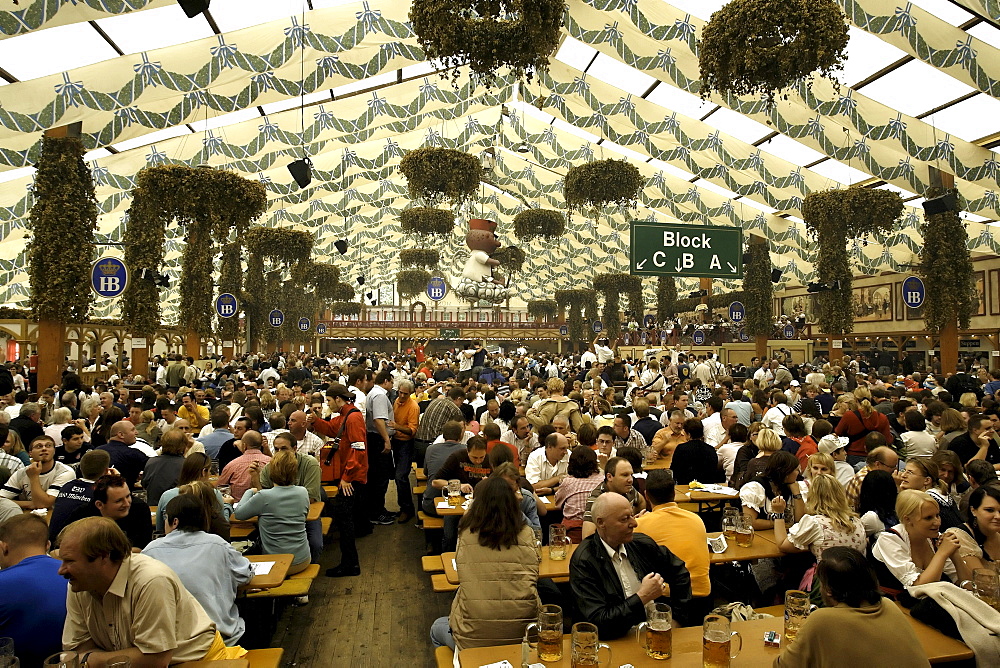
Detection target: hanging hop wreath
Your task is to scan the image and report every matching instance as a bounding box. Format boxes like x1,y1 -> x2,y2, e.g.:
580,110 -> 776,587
400,249 -> 441,269
332,302 -> 362,317
493,246 -> 527,275
527,299 -> 559,320
400,147 -> 483,206
398,269 -> 433,298
802,186 -> 905,239
400,207 -> 456,236
245,227 -> 314,263
698,0 -> 849,107
565,159 -> 644,216
513,208 -> 566,240
409,0 -> 565,89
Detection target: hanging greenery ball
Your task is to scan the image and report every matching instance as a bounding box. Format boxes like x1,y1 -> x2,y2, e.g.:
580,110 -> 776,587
564,159 -> 644,215
400,207 -> 456,236
698,0 -> 849,106
493,246 -> 527,274
332,302 -> 362,316
245,227 -> 314,263
399,248 -> 441,269
513,208 -> 566,240
527,299 -> 559,320
802,186 -> 905,239
409,0 -> 565,88
399,147 -> 483,206
397,269 -> 433,297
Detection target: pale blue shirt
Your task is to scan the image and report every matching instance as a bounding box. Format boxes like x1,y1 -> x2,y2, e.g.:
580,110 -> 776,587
141,529 -> 252,645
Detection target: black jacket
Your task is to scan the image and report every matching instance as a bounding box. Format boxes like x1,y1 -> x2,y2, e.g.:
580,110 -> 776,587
670,439 -> 724,485
569,532 -> 692,638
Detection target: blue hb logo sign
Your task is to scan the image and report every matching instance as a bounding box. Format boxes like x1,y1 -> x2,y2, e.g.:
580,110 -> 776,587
91,257 -> 128,298
317,323 -> 327,335
729,301 -> 745,323
427,277 -> 447,301
298,317 -> 310,331
269,309 -> 284,327
215,293 -> 238,318
693,330 -> 706,345
902,276 -> 925,309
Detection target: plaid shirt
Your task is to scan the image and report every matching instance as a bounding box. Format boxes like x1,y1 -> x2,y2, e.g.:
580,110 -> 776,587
217,450 -> 272,501
414,397 -> 463,442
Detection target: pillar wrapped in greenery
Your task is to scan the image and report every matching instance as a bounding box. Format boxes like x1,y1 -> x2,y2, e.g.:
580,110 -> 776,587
919,190 -> 977,333
802,186 -> 903,335
527,299 -> 558,321
332,302 -> 362,316
743,237 -> 774,338
243,227 -> 314,348
216,243 -> 243,341
556,289 -> 598,347
27,135 -> 97,323
123,165 -> 266,338
593,273 -> 643,341
656,276 -> 677,324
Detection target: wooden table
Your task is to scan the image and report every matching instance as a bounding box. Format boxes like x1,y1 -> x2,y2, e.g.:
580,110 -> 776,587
433,496 -> 557,516
441,544 -> 577,584
459,609 -> 973,666
708,530 -> 784,564
242,553 -> 293,590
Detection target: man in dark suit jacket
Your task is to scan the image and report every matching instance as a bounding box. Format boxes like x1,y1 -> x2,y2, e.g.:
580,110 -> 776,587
569,492 -> 692,639
670,418 -> 724,485
8,402 -> 43,446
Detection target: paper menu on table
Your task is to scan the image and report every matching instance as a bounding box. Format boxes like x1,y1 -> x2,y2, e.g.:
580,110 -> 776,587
251,560 -> 275,575
452,559 -> 457,571
538,496 -> 551,504
437,501 -> 450,509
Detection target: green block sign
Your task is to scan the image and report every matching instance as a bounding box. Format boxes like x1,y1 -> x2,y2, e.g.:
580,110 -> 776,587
439,328 -> 461,339
629,221 -> 743,278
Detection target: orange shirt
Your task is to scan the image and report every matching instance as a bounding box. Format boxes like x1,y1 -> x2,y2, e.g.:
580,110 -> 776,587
635,502 -> 711,598
393,396 -> 420,442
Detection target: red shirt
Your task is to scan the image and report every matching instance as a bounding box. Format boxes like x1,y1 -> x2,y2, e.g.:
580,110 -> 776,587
415,344 -> 426,364
486,439 -> 519,467
314,403 -> 368,484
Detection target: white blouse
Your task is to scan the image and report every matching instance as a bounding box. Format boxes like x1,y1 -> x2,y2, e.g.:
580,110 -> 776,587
787,514 -> 866,560
739,481 -> 808,516
871,523 -> 958,589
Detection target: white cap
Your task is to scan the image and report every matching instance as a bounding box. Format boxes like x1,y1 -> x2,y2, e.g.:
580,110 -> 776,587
817,434 -> 849,456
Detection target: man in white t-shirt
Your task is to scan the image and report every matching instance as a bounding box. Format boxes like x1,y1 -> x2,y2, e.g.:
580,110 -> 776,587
592,336 -> 617,364
0,436 -> 75,509
761,391 -> 793,436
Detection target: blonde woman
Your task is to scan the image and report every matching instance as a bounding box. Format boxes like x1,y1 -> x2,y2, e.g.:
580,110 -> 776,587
871,489 -> 972,597
804,452 -> 836,482
775,473 -> 867,602
735,426 -> 782,489
959,392 -> 979,409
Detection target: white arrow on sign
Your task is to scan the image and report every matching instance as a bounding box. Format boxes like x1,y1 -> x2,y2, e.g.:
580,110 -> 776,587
727,262 -> 737,272
636,259 -> 647,270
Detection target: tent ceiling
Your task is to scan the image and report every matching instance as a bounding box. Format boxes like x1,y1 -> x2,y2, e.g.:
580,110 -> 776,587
0,0 -> 998,323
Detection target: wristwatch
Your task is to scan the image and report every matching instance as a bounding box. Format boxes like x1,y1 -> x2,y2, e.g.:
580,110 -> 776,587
768,513 -> 784,521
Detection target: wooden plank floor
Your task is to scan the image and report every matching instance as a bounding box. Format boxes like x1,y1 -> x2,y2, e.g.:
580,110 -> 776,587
270,487 -> 451,667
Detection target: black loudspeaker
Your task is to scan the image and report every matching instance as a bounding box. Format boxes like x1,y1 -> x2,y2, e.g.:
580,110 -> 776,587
177,0 -> 210,18
770,268 -> 783,283
357,276 -> 365,286
287,158 -> 312,189
334,240 -> 349,255
922,192 -> 958,216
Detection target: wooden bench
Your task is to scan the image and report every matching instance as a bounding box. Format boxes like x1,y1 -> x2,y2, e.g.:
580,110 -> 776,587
176,647 -> 283,668
416,467 -> 427,482
431,573 -> 458,593
322,484 -> 339,497
245,564 -> 319,600
434,646 -> 454,668
422,555 -> 444,573
418,511 -> 443,530
413,485 -> 426,496
321,517 -> 332,534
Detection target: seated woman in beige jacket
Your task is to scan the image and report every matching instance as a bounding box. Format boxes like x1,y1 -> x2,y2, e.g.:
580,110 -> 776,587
526,378 -> 589,432
429,474 -> 540,653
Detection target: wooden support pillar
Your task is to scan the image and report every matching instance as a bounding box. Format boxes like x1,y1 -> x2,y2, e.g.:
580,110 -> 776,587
185,330 -> 200,360
266,340 -> 276,354
131,336 -> 149,383
940,321 -> 959,377
222,340 -> 235,362
36,320 -> 64,390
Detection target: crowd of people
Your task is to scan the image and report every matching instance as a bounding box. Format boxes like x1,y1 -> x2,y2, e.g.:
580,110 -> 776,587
1,338 -> 1000,665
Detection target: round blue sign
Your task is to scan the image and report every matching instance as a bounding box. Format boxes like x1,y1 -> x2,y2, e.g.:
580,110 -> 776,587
729,301 -> 746,323
297,317 -> 311,332
738,330 -> 751,343
592,320 -> 603,334
902,276 -> 926,309
693,330 -> 706,345
660,330 -> 667,344
783,324 -> 796,339
317,323 -> 327,335
643,314 -> 656,328
268,309 -> 284,327
559,325 -> 568,336
426,276 -> 448,302
215,293 -> 238,318
91,257 -> 128,298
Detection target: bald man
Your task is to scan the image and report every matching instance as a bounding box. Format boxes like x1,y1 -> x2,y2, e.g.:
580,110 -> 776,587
569,492 -> 692,638
96,420 -> 148,489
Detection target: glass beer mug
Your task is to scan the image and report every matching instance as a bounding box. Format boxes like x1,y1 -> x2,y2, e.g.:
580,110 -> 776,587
702,615 -> 742,668
549,523 -> 571,561
570,622 -> 611,668
636,602 -> 672,660
523,604 -> 564,662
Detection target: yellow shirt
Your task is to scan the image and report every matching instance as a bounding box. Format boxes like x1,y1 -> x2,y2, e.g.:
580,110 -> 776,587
63,553 -> 216,660
635,502 -> 711,598
178,403 -> 210,425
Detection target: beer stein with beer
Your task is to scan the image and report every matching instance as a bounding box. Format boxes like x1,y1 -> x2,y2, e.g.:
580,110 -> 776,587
974,568 -> 1000,611
722,507 -> 740,541
702,614 -> 742,668
783,590 -> 813,642
446,479 -> 463,506
734,514 -> 754,548
523,604 -> 564,662
549,524 -> 571,561
570,622 -> 611,668
636,602 -> 672,659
